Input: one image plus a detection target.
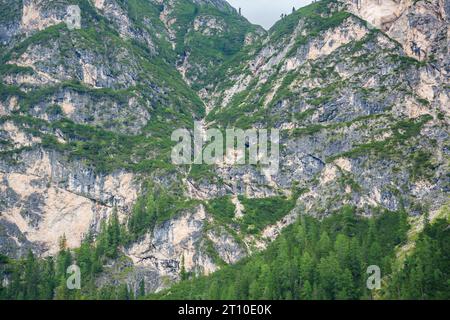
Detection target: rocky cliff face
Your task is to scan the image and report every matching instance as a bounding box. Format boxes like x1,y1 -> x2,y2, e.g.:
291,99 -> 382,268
200,0 -> 448,217
345,0 -> 449,62
0,0 -> 448,294
0,148 -> 138,257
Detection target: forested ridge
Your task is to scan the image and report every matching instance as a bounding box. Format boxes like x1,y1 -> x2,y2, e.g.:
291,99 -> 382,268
149,208 -> 449,300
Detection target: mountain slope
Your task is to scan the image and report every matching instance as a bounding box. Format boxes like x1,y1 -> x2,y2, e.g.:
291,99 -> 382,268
190,0 -> 449,237
0,0 -> 264,293
0,0 -> 449,298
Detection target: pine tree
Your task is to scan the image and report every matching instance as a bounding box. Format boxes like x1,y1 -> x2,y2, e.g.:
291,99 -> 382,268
300,280 -> 313,300
334,234 -> 350,268
7,262 -> 22,299
59,234 -> 67,251
341,205 -> 357,236
348,238 -> 363,287
317,253 -> 341,299
180,255 -> 188,280
224,283 -> 237,300
336,268 -> 354,300
39,257 -> 55,300
299,251 -> 314,283
106,209 -> 121,258
56,248 -> 72,278
77,240 -> 93,285
55,275 -> 69,300
128,191 -> 156,239
318,231 -> 332,258
208,280 -> 221,299
23,250 -> 39,300
247,279 -> 260,299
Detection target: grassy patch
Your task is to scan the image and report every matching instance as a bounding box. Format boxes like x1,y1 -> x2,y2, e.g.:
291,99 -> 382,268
237,196 -> 297,235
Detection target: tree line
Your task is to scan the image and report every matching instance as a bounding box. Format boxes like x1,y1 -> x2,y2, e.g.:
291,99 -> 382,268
1,206 -> 448,300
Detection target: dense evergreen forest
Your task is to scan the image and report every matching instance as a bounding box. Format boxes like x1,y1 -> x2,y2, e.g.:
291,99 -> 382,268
1,207 -> 448,300
150,208 -> 449,300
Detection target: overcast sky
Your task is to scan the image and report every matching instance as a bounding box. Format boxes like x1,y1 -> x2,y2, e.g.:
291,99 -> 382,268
227,0 -> 314,29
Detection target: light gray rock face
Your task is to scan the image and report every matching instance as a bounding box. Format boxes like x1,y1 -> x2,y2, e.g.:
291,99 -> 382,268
191,0 -> 449,239
0,0 -> 22,46
0,0 -> 448,294
207,227 -> 247,264
341,0 -> 449,91
92,0 -> 156,52
0,148 -> 139,257
101,205 -> 244,294
24,89 -> 151,135
1,0 -> 156,50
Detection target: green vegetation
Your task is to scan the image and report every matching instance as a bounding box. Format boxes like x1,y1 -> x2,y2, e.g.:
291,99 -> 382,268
270,0 -> 350,48
208,0 -> 355,129
0,0 -> 208,176
0,64 -> 33,77
388,54 -> 427,70
327,115 -> 433,162
126,184 -> 199,243
206,195 -> 297,236
1,206 -> 448,300
0,113 -> 174,173
385,217 -> 450,299
169,0 -> 258,91
149,207 -> 412,300
237,196 -> 297,235
0,210 -> 133,300
0,0 -> 22,25
206,196 -> 236,224
0,23 -> 67,65
0,0 -> 448,302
